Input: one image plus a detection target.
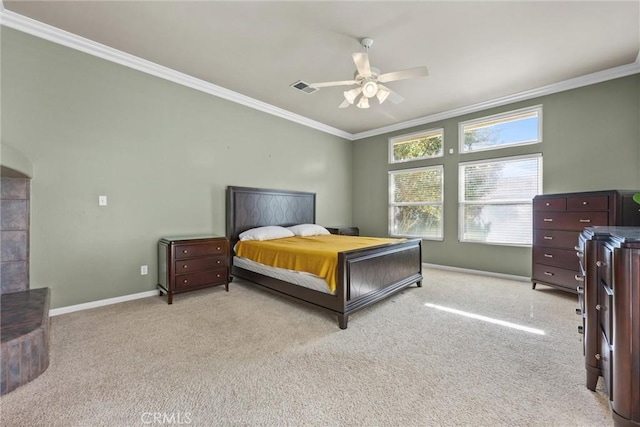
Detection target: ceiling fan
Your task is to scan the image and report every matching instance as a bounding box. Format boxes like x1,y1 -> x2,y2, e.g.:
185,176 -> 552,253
306,38 -> 429,109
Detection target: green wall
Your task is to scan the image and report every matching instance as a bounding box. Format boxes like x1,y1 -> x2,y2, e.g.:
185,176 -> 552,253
353,74 -> 640,277
2,26 -> 639,307
1,28 -> 352,308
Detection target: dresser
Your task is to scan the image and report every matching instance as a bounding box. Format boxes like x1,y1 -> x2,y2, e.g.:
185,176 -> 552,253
158,235 -> 229,304
578,227 -> 640,427
531,190 -> 640,293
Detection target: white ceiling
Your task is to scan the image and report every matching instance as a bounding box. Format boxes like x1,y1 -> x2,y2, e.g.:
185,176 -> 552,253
3,1 -> 640,138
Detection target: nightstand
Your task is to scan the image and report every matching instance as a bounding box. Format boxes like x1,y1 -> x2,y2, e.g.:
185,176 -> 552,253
157,235 -> 229,304
325,226 -> 359,236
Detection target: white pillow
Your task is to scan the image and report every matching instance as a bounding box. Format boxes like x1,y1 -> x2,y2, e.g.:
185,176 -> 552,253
287,224 -> 331,237
239,226 -> 294,241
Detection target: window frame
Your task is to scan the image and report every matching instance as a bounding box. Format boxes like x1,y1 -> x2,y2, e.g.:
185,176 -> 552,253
458,153 -> 543,247
388,164 -> 444,241
458,105 -> 543,154
389,127 -> 444,164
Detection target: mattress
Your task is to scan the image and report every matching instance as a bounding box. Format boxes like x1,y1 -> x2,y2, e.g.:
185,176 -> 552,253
234,234 -> 402,292
233,256 -> 333,294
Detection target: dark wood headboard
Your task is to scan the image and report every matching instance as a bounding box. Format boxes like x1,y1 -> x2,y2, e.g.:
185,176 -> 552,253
226,186 -> 316,246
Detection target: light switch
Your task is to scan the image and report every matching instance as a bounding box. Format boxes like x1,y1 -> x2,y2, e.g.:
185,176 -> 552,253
449,148 -> 454,154
99,195 -> 107,206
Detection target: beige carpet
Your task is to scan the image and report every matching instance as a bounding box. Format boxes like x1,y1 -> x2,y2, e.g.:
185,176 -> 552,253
0,268 -> 612,426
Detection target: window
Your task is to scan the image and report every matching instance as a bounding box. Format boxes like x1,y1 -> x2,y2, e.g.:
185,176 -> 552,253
459,106 -> 542,153
389,165 -> 443,240
459,154 -> 542,246
389,128 -> 443,163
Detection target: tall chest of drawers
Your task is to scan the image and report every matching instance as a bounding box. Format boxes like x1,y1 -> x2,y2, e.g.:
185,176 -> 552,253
531,190 -> 640,293
158,235 -> 229,304
578,227 -> 640,427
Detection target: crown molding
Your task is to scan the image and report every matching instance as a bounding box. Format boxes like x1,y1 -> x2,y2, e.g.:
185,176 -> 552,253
0,9 -> 353,140
1,7 -> 637,143
353,60 -> 640,140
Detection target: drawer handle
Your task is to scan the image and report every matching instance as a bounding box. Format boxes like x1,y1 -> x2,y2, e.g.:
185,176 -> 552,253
596,261 -> 607,267
183,279 -> 188,284
577,286 -> 584,294
183,265 -> 188,269
544,253 -> 553,258
543,236 -> 553,240
582,201 -> 588,205
543,218 -> 553,222
596,304 -> 602,311
545,202 -> 550,206
574,275 -> 584,282
217,247 -> 221,251
217,260 -> 221,264
579,219 -> 591,223
216,274 -> 221,278
544,271 -> 553,276
595,354 -> 601,361
574,245 -> 580,251
183,250 -> 188,254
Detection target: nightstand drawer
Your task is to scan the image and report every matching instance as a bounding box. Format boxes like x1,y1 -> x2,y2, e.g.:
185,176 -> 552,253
175,241 -> 227,259
175,269 -> 227,290
175,256 -> 226,273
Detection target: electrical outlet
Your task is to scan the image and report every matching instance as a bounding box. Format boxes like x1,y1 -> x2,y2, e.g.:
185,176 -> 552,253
99,195 -> 108,206
140,265 -> 148,275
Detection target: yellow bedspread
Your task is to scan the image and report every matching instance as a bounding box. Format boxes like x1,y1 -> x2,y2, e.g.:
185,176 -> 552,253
234,235 -> 403,292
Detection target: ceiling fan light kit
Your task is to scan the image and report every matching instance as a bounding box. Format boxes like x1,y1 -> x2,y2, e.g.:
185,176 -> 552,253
357,96 -> 370,109
298,37 -> 428,109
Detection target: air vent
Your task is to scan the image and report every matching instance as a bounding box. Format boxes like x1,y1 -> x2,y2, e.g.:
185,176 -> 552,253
290,80 -> 319,94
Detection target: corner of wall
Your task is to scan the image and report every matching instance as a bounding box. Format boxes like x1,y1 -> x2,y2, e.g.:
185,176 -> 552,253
1,142 -> 33,178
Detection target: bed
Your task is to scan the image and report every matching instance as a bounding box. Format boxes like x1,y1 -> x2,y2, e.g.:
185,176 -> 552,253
226,186 -> 423,329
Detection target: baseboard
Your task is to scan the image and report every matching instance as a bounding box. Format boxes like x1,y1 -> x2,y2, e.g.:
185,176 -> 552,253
49,290 -> 159,317
423,263 -> 530,283
48,265 -> 527,316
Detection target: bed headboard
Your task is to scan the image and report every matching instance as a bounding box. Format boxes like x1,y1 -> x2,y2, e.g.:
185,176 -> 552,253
226,186 -> 316,245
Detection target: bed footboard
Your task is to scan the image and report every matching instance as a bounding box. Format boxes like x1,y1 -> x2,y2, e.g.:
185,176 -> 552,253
337,238 -> 422,328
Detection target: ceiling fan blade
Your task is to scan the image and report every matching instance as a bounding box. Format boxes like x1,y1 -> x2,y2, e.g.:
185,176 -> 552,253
338,99 -> 351,108
378,66 -> 429,83
378,84 -> 405,104
352,52 -> 372,77
309,80 -> 358,88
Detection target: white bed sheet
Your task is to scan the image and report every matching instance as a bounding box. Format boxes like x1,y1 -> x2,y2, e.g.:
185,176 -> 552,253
233,256 -> 333,295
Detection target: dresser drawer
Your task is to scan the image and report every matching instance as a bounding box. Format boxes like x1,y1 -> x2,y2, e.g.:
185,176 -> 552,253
533,263 -> 581,291
533,247 -> 580,269
175,255 -> 226,273
566,195 -> 609,211
599,283 -> 613,344
175,269 -> 227,290
534,212 -> 609,231
598,243 -> 613,286
534,197 -> 566,212
600,329 -> 613,399
533,229 -> 581,249
174,241 -> 228,259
